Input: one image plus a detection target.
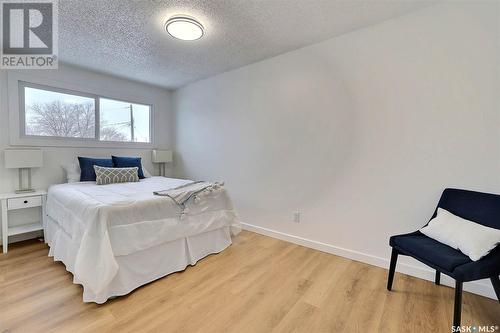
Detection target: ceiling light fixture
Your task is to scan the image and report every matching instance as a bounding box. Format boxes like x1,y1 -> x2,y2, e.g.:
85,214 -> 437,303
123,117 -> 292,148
165,15 -> 204,41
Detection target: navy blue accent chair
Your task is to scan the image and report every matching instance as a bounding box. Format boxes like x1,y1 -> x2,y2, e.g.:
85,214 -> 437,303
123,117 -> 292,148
387,188 -> 500,328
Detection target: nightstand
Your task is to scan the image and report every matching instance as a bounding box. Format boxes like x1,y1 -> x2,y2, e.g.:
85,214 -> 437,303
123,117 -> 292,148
0,190 -> 47,253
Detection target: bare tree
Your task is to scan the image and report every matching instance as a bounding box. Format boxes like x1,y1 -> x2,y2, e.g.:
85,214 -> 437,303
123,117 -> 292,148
27,101 -> 95,138
26,101 -> 127,142
100,126 -> 127,141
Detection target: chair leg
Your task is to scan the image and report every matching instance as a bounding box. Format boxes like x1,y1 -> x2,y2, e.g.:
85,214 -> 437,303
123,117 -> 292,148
435,270 -> 441,285
453,280 -> 463,328
387,248 -> 399,291
490,276 -> 500,303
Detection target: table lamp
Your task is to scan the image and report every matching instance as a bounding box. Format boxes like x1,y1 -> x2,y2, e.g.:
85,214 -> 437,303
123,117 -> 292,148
151,150 -> 172,176
4,148 -> 43,193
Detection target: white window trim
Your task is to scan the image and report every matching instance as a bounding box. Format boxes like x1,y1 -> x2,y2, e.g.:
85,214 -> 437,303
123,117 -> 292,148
8,72 -> 156,149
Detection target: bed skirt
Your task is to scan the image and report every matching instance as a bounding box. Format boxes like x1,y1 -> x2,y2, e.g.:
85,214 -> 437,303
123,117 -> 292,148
45,215 -> 233,303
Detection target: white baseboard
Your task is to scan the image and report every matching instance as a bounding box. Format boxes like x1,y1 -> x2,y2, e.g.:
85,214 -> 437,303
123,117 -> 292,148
241,223 -> 496,300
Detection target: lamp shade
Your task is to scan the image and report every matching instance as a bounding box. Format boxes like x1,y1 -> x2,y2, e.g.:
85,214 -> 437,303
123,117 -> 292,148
4,149 -> 43,168
152,150 -> 172,163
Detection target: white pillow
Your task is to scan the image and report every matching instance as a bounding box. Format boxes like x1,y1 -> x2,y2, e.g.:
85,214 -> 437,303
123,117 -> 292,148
420,208 -> 500,261
62,162 -> 81,183
143,167 -> 152,178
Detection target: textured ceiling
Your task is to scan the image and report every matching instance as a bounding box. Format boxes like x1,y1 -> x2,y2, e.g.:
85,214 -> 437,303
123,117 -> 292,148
59,0 -> 435,89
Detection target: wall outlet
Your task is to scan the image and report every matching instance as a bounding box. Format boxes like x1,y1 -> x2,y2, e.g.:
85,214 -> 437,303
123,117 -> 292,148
293,211 -> 301,223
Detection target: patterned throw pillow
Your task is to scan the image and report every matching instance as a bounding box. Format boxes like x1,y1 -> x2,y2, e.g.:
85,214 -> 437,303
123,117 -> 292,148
93,165 -> 139,185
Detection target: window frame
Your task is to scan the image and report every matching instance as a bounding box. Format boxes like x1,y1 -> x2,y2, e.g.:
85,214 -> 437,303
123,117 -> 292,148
16,79 -> 155,148
98,96 -> 153,144
19,81 -> 101,142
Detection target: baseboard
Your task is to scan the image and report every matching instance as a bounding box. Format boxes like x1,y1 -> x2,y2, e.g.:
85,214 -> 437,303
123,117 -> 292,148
241,223 -> 496,300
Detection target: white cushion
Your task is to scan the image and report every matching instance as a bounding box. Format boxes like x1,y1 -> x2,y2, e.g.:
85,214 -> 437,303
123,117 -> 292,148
143,167 -> 152,178
420,208 -> 500,261
62,162 -> 81,183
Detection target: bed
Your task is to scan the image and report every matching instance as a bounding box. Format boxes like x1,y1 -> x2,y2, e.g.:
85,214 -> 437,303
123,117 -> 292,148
44,176 -> 241,303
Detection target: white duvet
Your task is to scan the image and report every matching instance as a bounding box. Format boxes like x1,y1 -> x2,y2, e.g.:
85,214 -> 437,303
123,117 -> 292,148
46,177 -> 241,295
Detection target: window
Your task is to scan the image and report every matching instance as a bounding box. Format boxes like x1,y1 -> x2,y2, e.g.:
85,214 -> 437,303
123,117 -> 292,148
100,98 -> 151,143
24,86 -> 96,139
20,82 -> 152,143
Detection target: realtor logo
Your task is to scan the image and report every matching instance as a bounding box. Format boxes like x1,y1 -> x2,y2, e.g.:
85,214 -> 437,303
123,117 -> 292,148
1,0 -> 58,69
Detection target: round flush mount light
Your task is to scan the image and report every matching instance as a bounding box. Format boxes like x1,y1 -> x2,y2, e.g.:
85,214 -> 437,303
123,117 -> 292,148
165,15 -> 204,41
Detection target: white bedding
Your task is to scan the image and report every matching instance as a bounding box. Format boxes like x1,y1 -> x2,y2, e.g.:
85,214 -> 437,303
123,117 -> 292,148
46,177 -> 241,296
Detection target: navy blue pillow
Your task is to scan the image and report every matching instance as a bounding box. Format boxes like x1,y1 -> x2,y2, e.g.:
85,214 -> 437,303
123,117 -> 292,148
112,156 -> 145,179
78,157 -> 113,181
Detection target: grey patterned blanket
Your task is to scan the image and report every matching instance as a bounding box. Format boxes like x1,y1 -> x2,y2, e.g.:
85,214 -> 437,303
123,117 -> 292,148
153,181 -> 225,209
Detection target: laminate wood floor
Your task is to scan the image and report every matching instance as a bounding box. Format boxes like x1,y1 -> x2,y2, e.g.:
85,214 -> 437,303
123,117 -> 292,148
0,231 -> 498,333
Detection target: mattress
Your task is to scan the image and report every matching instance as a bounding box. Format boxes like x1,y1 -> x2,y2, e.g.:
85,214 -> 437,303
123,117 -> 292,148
46,177 -> 241,297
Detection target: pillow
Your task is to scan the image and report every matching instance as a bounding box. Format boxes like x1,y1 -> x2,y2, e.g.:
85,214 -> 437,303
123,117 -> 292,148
143,167 -> 152,178
420,208 -> 500,261
94,165 -> 139,185
112,156 -> 145,179
62,162 -> 81,183
78,157 -> 113,181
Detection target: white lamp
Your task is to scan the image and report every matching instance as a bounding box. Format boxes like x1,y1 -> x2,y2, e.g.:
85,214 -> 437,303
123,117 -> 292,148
4,148 -> 43,193
151,150 -> 172,176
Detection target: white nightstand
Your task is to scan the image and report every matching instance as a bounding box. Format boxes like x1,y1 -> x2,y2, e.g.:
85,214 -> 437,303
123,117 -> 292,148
0,190 -> 47,253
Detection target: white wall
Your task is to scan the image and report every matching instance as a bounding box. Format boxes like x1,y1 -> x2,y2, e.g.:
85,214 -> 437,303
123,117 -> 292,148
174,3 -> 500,297
0,64 -> 173,240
